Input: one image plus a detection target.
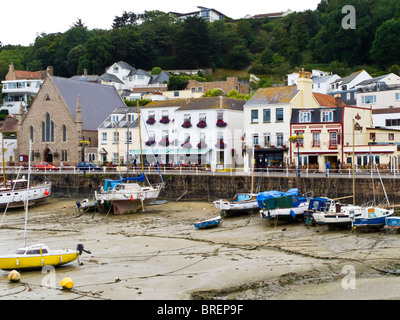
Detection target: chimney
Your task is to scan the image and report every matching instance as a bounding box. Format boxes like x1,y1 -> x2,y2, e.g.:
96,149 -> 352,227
335,94 -> 342,107
84,69 -> 88,76
296,70 -> 313,107
9,62 -> 14,73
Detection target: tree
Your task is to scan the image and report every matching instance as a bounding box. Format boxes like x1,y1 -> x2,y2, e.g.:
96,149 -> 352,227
370,18 -> 400,68
112,11 -> 139,28
79,33 -> 114,75
54,26 -> 90,76
151,67 -> 162,75
176,16 -> 212,68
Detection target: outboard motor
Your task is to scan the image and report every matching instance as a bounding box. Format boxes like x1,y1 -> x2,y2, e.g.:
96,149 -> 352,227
76,243 -> 91,255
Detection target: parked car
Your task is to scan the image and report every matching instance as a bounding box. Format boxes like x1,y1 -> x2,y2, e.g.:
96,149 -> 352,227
35,162 -> 59,171
75,162 -> 102,172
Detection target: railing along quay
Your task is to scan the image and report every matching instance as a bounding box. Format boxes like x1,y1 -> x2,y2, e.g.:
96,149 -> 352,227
3,165 -> 400,179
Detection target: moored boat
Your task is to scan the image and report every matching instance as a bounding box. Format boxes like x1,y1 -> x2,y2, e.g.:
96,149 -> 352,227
213,193 -> 259,215
0,243 -> 90,271
0,179 -> 51,209
259,189 -> 311,222
308,197 -> 362,228
353,205 -> 394,229
385,216 -> 400,229
95,174 -> 163,215
194,216 -> 222,229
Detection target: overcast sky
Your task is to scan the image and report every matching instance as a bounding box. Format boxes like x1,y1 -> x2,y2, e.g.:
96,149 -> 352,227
0,0 -> 321,46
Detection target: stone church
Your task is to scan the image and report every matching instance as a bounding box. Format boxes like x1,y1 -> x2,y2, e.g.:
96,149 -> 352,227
16,73 -> 127,165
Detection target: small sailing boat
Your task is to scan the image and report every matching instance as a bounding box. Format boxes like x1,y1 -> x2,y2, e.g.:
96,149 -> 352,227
213,150 -> 259,215
309,197 -> 362,228
0,131 -> 51,209
213,193 -> 259,215
353,163 -> 394,229
95,102 -> 163,215
0,140 -> 90,271
0,244 -> 90,271
95,174 -> 163,215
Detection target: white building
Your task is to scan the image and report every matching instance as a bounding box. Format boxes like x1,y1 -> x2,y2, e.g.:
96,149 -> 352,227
328,70 -> 372,105
168,6 -> 227,22
1,63 -> 47,115
287,70 -> 340,94
137,97 -> 245,170
244,71 -> 326,171
97,107 -> 139,165
372,107 -> 400,130
356,73 -> 400,110
100,61 -> 169,93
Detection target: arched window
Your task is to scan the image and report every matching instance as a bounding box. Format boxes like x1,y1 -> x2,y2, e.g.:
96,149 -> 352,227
42,122 -> 45,142
30,126 -> 33,142
46,113 -> 50,142
62,125 -> 67,142
43,113 -> 54,142
51,121 -> 54,142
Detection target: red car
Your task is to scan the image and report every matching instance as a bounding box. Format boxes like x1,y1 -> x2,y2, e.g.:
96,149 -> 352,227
35,162 -> 59,171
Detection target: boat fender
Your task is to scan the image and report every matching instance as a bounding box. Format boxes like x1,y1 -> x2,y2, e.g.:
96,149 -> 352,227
130,195 -> 134,201
44,190 -> 50,196
7,270 -> 20,283
76,244 -> 92,255
290,210 -> 296,219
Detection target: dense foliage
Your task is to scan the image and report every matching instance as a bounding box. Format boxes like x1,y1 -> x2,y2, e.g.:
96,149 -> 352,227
1,0 -> 400,82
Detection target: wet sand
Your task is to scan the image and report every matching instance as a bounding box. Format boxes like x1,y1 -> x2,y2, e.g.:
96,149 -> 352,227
1,198 -> 400,300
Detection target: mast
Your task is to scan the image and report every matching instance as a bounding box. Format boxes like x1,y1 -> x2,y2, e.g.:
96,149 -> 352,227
137,101 -> 144,173
251,148 -> 255,193
352,119 -> 355,205
23,139 -> 32,247
115,121 -> 122,178
1,128 -> 5,187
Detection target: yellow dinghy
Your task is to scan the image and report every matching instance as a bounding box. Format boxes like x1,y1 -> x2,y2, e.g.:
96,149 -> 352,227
0,243 -> 90,271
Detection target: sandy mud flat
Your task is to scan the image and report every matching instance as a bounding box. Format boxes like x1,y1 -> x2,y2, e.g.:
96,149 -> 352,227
1,198 -> 400,300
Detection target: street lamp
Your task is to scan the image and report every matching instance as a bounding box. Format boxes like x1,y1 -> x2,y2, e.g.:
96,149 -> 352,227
78,137 -> 90,162
289,132 -> 304,178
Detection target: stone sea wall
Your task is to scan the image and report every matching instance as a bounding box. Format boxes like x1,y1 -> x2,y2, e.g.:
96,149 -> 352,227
29,173 -> 400,206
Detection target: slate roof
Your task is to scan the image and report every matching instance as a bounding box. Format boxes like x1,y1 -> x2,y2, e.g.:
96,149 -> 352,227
333,70 -> 363,84
51,76 -> 126,131
291,107 -> 343,124
100,73 -> 124,84
70,74 -> 101,83
143,97 -> 245,111
245,86 -> 299,106
150,71 -> 171,84
99,107 -> 139,129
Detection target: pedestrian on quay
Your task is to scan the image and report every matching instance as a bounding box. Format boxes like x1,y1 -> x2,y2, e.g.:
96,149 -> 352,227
326,161 -> 331,177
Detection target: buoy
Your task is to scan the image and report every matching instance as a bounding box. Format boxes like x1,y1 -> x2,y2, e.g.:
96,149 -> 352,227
60,277 -> 74,290
7,270 -> 21,283
44,190 -> 50,196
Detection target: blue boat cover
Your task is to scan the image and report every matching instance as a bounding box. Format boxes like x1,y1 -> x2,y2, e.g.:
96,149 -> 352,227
123,173 -> 146,182
103,173 -> 146,191
256,189 -> 299,208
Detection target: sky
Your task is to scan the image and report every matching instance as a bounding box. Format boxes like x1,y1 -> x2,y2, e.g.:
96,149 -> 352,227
0,0 -> 321,46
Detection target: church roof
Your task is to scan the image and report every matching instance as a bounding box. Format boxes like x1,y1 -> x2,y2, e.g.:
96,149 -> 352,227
51,76 -> 126,131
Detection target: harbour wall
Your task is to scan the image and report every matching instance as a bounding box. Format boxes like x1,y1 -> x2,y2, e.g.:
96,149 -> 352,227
27,173 -> 400,206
